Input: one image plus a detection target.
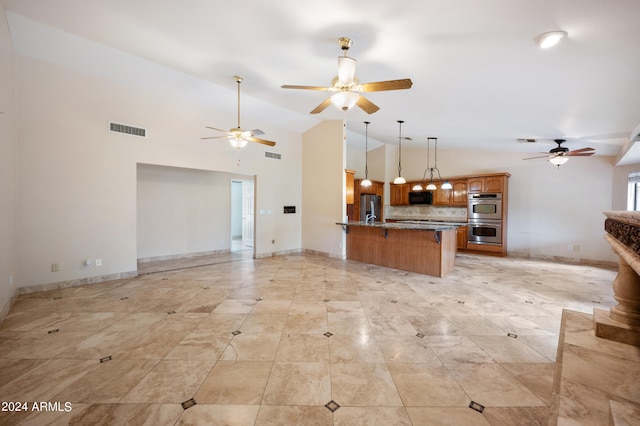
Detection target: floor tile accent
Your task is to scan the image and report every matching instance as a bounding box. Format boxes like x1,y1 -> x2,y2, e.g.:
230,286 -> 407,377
325,400 -> 340,412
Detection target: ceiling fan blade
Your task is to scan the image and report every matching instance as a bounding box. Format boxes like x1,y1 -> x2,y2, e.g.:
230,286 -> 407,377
566,147 -> 595,154
281,84 -> 331,91
247,136 -> 276,147
356,96 -> 380,114
205,126 -> 229,133
248,129 -> 265,136
310,98 -> 333,114
200,136 -> 228,140
360,79 -> 413,92
523,155 -> 551,160
566,152 -> 595,157
337,56 -> 357,83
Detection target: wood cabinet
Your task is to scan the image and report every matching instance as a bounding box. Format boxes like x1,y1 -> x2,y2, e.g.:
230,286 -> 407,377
433,186 -> 451,205
361,181 -> 383,197
451,180 -> 468,206
456,226 -> 468,250
390,183 -> 410,206
345,224 -> 457,277
432,179 -> 467,206
468,175 -> 505,193
345,170 -> 355,204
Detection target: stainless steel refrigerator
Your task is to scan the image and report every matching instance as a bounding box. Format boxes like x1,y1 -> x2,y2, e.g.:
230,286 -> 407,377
360,194 -> 381,222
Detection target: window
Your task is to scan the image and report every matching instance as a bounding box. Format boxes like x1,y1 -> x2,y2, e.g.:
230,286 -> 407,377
628,171 -> 640,211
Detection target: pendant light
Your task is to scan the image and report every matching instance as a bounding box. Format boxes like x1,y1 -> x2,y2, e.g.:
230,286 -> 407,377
393,120 -> 407,184
361,121 -> 372,187
419,137 -> 452,190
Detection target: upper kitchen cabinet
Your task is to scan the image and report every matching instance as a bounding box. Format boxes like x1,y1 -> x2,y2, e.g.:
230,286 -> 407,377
433,185 -> 451,205
345,170 -> 355,204
451,180 -> 468,206
390,183 -> 410,206
433,179 -> 467,206
360,181 -> 383,197
467,174 -> 509,193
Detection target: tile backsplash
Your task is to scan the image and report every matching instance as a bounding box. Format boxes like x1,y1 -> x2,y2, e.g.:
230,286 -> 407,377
385,205 -> 467,222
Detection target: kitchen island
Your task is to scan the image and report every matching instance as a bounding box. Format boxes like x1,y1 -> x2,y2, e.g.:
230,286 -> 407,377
337,221 -> 460,277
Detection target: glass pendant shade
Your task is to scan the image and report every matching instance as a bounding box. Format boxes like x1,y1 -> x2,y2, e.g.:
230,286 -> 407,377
441,181 -> 453,190
337,56 -> 357,83
394,176 -> 406,184
425,182 -> 437,190
412,183 -> 423,191
331,91 -> 359,111
229,137 -> 248,148
549,156 -> 569,166
361,178 -> 372,187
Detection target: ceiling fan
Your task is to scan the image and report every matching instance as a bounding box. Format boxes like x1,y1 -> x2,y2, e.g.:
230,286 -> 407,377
523,139 -> 595,166
281,37 -> 413,114
201,76 -> 276,148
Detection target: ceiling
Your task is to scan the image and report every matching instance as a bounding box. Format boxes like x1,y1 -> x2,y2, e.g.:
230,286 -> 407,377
3,0 -> 640,162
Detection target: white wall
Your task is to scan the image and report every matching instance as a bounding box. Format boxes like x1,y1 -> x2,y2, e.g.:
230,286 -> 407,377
0,8 -> 17,318
302,120 -> 346,257
14,53 -> 303,288
136,164 -> 251,259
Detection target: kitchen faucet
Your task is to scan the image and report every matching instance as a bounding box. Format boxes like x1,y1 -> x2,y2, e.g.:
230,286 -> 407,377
365,213 -> 376,223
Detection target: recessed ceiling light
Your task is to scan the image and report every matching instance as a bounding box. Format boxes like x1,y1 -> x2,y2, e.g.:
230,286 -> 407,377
534,31 -> 567,49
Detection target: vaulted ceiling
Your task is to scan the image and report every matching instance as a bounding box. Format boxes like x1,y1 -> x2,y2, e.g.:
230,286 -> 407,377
3,0 -> 640,162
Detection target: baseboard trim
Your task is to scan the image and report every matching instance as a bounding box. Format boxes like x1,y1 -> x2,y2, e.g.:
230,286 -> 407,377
17,270 -> 139,296
0,287 -> 19,324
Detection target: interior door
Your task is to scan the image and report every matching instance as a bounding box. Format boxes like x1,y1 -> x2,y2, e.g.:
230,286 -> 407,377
241,181 -> 254,247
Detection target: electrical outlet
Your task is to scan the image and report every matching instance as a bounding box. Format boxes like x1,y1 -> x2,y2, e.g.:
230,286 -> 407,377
51,263 -> 59,272
573,244 -> 580,252
96,259 -> 102,267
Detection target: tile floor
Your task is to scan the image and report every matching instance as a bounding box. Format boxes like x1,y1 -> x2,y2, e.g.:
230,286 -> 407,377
0,252 -> 617,425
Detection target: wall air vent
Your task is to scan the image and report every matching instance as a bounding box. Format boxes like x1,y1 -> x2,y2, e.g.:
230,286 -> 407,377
265,152 -> 281,160
109,121 -> 146,137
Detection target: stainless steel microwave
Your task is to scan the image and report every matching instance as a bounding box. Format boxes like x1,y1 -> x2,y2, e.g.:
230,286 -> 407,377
409,191 -> 433,205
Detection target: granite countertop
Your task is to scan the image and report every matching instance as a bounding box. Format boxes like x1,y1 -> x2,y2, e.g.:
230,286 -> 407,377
336,221 -> 461,231
386,217 -> 467,225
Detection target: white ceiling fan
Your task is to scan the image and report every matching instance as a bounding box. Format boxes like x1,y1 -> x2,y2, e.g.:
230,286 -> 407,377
201,76 -> 276,148
281,37 -> 413,114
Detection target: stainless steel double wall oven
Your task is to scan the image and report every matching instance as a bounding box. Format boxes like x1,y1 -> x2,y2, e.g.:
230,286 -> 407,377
468,193 -> 502,245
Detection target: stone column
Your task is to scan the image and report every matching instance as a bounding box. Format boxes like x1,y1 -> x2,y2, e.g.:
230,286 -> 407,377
595,211 -> 640,346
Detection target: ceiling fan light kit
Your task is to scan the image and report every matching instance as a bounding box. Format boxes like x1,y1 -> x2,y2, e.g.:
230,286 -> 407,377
549,156 -> 569,166
331,91 -> 359,111
522,139 -> 595,167
534,31 -> 567,49
281,37 -> 413,114
201,75 -> 276,149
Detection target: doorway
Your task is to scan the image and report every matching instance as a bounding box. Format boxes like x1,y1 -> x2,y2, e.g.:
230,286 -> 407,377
231,179 -> 254,252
